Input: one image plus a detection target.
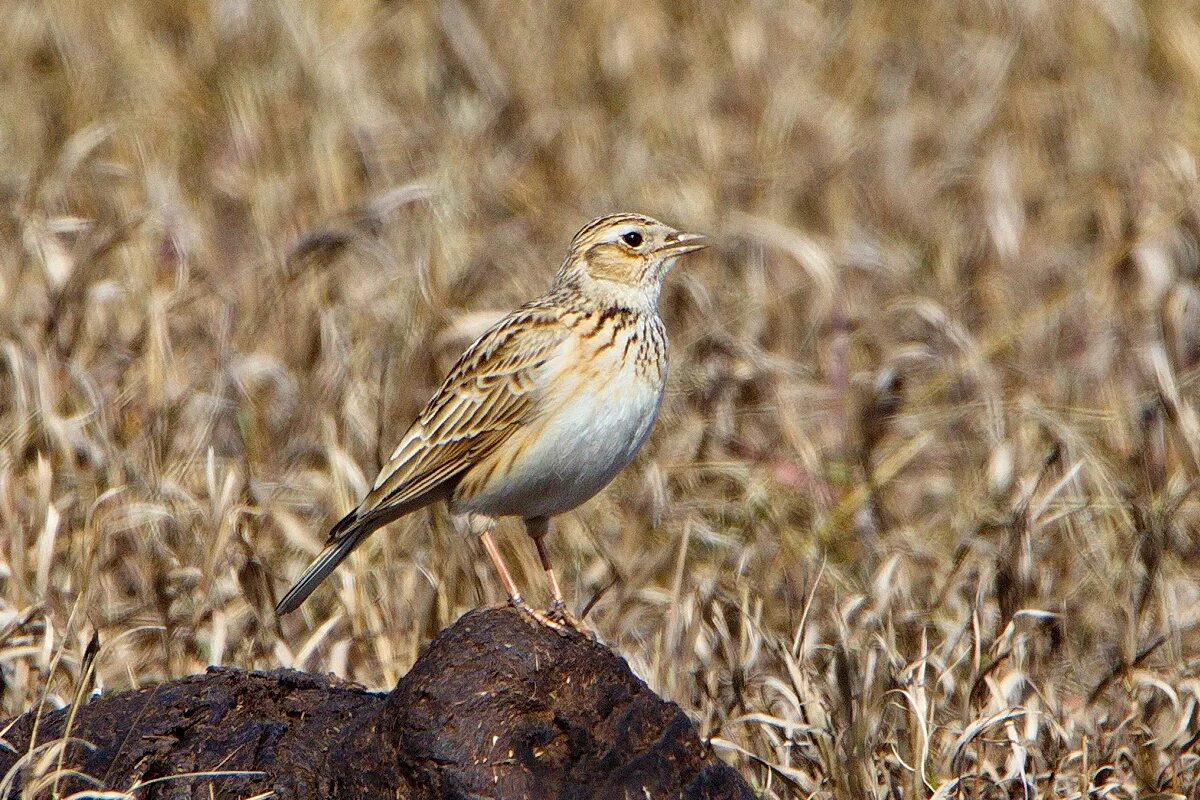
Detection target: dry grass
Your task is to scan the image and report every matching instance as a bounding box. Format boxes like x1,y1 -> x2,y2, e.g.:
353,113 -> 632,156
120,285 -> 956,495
3,0 -> 1200,796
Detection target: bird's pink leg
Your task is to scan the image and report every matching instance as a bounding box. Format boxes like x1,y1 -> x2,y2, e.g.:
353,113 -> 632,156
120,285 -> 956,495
469,515 -> 563,632
526,516 -> 591,636
479,529 -> 525,605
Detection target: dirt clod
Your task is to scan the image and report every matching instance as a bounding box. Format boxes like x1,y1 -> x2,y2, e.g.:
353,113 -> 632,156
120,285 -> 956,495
0,607 -> 752,799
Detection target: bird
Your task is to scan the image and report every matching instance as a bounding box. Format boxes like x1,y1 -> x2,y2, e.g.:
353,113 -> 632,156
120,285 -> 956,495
275,213 -> 708,629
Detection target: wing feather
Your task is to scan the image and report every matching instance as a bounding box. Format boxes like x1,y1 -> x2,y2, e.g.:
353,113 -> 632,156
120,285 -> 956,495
277,302 -> 572,615
358,303 -> 570,518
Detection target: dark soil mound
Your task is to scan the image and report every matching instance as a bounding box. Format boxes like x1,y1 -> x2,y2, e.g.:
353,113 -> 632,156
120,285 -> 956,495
0,607 -> 753,799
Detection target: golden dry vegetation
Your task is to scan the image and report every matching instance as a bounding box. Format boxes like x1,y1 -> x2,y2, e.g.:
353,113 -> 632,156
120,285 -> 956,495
4,1 -> 1200,797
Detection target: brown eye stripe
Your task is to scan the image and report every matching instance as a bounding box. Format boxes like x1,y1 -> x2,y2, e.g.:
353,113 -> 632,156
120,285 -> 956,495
569,213 -> 658,248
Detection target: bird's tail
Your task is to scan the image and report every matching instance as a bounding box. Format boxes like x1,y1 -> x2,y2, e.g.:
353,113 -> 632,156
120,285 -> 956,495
275,486 -> 450,616
275,509 -> 374,616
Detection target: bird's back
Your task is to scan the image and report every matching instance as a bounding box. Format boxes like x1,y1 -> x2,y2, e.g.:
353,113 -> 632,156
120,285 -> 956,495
451,306 -> 667,519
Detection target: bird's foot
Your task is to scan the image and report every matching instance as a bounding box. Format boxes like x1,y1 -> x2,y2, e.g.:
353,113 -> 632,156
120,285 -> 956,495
548,599 -> 595,639
509,596 -> 568,634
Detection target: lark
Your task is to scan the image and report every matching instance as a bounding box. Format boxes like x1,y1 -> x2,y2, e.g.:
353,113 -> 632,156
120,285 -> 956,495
275,213 -> 707,628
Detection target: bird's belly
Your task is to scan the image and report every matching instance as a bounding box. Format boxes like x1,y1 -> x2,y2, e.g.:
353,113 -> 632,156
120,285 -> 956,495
454,373 -> 664,520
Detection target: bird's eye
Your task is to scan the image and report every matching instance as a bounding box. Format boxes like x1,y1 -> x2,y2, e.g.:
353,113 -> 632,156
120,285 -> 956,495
621,231 -> 643,248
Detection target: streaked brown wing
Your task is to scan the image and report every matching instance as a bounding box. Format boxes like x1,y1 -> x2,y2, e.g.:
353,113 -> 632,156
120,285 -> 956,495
354,303 -> 570,519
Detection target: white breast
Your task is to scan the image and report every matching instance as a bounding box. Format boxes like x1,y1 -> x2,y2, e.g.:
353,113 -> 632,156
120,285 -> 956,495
457,324 -> 666,520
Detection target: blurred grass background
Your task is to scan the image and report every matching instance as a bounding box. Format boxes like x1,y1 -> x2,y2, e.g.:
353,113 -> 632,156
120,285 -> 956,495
4,0 -> 1200,796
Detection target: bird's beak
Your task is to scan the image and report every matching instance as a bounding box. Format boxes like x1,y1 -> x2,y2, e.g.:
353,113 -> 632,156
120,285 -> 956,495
656,231 -> 709,257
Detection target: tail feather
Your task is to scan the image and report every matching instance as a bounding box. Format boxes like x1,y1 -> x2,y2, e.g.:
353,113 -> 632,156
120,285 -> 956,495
275,509 -> 369,616
275,494 -> 442,616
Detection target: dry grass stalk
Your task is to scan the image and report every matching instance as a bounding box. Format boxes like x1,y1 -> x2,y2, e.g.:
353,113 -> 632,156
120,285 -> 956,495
3,1 -> 1200,797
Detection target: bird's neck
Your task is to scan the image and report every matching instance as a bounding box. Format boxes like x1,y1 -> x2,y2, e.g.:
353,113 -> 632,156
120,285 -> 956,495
546,275 -> 661,319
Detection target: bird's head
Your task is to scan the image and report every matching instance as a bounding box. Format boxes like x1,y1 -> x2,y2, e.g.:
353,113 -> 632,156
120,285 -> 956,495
553,213 -> 707,309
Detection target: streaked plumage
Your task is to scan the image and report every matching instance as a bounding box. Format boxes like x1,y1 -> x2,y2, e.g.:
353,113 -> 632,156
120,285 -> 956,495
276,213 -> 707,627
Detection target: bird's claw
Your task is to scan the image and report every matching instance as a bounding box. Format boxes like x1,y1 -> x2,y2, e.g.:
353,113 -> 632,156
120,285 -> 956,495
509,596 -> 568,634
548,599 -> 595,639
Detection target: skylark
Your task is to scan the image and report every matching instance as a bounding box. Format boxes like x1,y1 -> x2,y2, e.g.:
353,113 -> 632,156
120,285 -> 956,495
275,213 -> 708,628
